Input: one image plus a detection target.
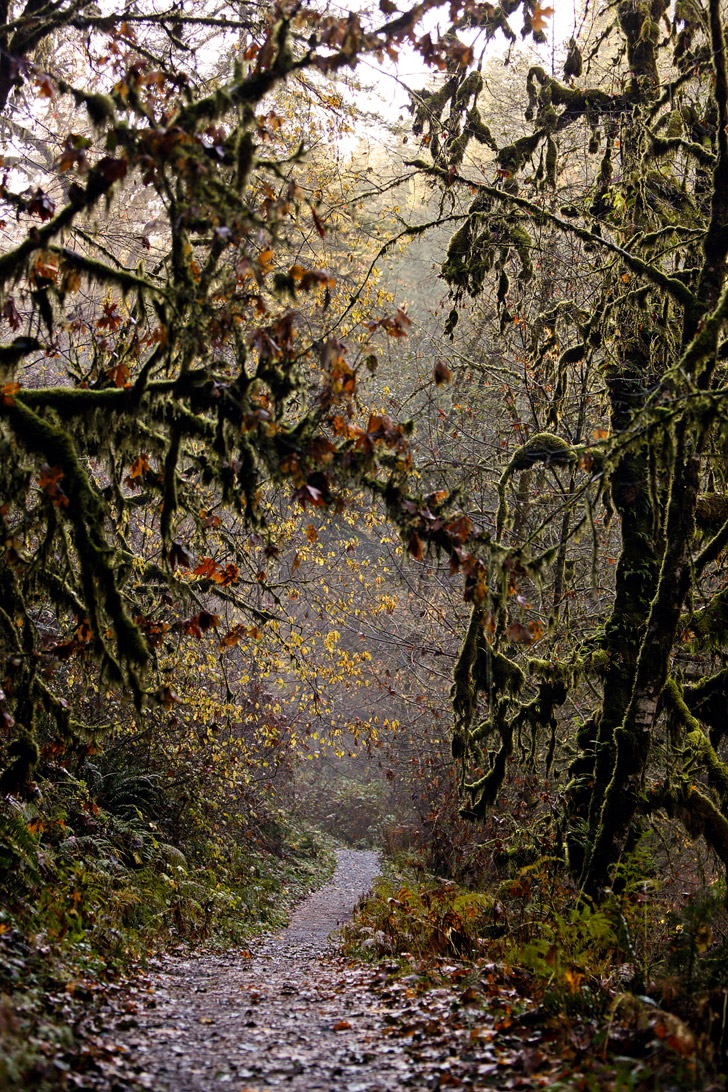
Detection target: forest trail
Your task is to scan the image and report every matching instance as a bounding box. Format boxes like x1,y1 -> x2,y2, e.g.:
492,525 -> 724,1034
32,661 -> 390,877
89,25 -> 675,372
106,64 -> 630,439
100,847 -> 417,1091
56,848 -> 686,1090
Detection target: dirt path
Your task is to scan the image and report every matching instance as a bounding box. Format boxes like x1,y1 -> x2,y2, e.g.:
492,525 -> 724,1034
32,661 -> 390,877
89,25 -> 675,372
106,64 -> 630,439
107,847 -> 418,1091
78,849 -> 627,1092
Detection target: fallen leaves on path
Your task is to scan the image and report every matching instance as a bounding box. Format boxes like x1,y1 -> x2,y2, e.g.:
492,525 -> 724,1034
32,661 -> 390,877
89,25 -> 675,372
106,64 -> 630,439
46,850 -> 721,1091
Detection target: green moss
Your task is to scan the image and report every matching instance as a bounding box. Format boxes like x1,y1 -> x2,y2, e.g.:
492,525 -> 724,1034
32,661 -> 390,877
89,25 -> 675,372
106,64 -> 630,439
496,434 -> 576,539
663,677 -> 728,806
692,585 -> 728,649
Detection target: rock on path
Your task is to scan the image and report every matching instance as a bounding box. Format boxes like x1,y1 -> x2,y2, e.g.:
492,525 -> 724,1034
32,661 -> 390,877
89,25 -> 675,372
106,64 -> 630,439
112,848 -> 419,1091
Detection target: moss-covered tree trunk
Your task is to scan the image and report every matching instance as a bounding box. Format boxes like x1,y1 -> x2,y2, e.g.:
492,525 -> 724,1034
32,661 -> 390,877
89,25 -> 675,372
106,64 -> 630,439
583,0 -> 728,890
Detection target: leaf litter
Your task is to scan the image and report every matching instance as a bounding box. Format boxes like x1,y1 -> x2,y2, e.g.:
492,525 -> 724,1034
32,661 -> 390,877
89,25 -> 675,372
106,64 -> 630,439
59,848 -> 720,1090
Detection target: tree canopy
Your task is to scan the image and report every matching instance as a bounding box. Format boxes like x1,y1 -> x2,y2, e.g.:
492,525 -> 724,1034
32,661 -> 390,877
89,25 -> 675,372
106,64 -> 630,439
4,0 -> 728,902
0,0 -> 471,769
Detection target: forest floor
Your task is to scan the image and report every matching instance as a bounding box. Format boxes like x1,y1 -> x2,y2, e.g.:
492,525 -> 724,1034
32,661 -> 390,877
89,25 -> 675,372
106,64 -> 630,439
64,848 -> 716,1092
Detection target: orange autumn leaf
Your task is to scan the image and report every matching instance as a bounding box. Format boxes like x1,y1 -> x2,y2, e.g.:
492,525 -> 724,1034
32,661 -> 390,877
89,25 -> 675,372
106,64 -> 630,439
1,381 -> 21,406
531,3 -> 554,31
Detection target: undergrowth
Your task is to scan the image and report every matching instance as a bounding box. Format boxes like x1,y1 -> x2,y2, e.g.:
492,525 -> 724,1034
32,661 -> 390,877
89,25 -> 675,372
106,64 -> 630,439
0,764 -> 335,1091
341,851 -> 728,1089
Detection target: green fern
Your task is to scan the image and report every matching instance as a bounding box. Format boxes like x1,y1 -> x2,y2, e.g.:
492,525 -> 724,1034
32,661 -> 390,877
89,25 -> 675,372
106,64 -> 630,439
0,809 -> 41,889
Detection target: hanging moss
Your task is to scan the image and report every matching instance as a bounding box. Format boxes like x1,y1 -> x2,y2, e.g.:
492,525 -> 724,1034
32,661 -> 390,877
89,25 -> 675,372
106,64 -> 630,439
467,106 -> 497,149
490,649 -> 526,695
451,604 -> 483,738
507,220 -> 534,281
691,586 -> 728,649
545,136 -> 557,186
496,433 -> 576,539
663,677 -> 728,807
498,131 -> 542,176
695,492 -> 728,530
461,722 -> 514,817
410,76 -> 459,136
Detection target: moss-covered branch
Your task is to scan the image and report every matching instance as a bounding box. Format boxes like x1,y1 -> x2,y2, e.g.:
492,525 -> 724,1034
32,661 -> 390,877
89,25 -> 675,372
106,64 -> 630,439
496,433 -> 577,539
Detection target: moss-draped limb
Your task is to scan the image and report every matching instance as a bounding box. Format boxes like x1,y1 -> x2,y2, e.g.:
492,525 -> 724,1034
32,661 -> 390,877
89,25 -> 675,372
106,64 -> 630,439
650,134 -> 716,165
175,19 -> 303,130
684,669 -> 728,738
0,152 -> 134,291
648,782 -> 728,871
662,676 -> 728,807
47,245 -> 163,297
2,399 -> 149,683
408,160 -> 698,312
495,433 -> 577,539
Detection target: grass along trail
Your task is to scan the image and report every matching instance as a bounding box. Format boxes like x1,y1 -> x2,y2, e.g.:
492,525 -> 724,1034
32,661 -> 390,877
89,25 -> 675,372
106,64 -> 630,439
65,847 -> 715,1091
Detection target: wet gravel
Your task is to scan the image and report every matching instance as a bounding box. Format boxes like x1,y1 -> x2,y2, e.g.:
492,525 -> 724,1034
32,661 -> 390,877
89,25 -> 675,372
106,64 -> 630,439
107,848 -> 414,1091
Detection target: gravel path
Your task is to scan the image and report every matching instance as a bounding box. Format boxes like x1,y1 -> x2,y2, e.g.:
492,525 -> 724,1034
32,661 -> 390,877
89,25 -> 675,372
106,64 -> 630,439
110,848 -> 416,1091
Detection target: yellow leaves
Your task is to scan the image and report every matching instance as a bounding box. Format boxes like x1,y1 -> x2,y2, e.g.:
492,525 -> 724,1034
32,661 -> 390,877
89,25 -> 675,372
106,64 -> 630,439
563,967 -> 584,992
694,922 -> 713,952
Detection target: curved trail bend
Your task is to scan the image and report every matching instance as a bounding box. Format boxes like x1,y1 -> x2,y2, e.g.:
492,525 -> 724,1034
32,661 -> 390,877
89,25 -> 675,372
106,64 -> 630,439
115,848 -> 413,1091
